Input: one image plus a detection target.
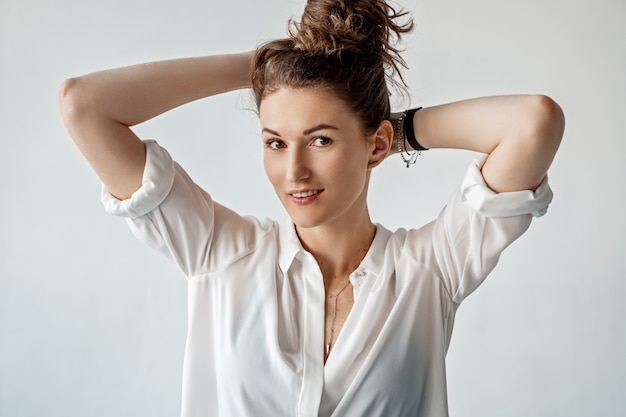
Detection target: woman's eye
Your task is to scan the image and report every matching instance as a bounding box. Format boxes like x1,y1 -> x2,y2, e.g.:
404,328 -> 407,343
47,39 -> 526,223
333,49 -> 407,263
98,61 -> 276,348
265,139 -> 285,150
312,136 -> 332,147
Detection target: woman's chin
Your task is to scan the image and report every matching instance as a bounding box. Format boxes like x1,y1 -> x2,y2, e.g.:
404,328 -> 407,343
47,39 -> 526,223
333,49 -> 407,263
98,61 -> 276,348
289,217 -> 321,230
285,210 -> 326,230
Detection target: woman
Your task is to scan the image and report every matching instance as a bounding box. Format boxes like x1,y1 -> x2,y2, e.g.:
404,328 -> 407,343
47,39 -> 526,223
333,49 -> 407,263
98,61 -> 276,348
59,0 -> 564,415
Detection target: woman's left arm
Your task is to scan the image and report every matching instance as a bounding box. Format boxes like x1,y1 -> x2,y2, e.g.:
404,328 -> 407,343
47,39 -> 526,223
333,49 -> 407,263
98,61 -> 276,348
404,95 -> 565,192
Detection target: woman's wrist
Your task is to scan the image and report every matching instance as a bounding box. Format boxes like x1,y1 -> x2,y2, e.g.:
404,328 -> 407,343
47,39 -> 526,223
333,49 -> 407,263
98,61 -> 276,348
389,111 -> 404,156
235,51 -> 255,89
404,108 -> 427,151
389,108 -> 427,167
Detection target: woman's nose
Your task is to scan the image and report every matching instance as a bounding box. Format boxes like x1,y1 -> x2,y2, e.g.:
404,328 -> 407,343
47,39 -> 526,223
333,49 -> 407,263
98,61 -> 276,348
286,149 -> 311,182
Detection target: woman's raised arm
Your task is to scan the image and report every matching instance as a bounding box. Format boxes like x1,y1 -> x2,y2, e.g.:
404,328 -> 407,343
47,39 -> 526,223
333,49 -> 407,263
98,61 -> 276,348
404,95 -> 565,193
58,52 -> 254,199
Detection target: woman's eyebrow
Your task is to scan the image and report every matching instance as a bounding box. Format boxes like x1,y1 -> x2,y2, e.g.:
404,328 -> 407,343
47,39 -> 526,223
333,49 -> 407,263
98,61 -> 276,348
302,124 -> 339,135
262,124 -> 339,136
261,127 -> 281,136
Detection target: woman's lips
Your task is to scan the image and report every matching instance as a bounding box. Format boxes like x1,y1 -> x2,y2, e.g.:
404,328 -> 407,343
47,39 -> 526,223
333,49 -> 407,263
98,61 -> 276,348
291,189 -> 322,198
288,189 -> 323,204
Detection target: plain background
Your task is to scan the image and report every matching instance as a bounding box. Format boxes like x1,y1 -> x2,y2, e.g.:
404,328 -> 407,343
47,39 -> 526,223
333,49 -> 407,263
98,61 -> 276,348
1,0 -> 624,416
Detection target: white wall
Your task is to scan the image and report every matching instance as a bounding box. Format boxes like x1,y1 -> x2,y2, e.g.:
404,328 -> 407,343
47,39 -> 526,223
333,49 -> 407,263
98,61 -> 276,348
1,0 -> 624,416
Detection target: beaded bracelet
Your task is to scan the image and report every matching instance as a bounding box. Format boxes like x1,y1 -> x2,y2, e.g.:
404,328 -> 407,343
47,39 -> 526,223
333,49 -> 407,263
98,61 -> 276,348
396,107 -> 426,168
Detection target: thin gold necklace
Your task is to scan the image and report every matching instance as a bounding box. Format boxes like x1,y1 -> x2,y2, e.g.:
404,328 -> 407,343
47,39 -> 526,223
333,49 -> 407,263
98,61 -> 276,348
325,279 -> 352,357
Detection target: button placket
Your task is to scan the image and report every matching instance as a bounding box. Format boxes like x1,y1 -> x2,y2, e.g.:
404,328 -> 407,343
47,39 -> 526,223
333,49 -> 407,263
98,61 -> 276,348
297,255 -> 326,417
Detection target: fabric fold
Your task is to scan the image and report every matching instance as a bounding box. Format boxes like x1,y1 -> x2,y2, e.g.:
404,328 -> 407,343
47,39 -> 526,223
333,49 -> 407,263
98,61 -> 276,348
460,154 -> 553,218
101,140 -> 175,218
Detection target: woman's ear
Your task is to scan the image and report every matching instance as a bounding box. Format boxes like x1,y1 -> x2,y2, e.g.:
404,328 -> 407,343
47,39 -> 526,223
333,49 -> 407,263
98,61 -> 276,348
368,120 -> 394,168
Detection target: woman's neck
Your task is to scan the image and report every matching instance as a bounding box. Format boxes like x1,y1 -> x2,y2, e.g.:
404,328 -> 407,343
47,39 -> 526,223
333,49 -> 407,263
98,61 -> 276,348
295,209 -> 376,283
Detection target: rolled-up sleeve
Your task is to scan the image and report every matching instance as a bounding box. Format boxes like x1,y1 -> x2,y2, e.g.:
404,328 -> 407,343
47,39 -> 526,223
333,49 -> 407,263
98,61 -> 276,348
460,155 -> 552,218
101,140 -> 176,218
101,140 -> 261,278
426,155 -> 553,303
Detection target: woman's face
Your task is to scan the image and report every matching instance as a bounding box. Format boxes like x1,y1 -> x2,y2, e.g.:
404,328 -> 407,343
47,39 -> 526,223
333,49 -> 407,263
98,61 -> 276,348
259,87 -> 377,230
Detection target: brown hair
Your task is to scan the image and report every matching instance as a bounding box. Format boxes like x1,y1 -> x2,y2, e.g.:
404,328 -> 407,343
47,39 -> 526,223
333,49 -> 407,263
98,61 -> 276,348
251,0 -> 413,134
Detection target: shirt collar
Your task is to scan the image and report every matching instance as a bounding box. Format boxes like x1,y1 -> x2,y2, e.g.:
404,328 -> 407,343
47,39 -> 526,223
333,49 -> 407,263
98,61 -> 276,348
358,223 -> 391,277
277,217 -> 306,273
277,218 -> 392,278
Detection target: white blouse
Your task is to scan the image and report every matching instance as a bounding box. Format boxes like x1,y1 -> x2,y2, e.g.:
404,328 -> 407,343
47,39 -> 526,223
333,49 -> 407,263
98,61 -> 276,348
102,140 -> 552,417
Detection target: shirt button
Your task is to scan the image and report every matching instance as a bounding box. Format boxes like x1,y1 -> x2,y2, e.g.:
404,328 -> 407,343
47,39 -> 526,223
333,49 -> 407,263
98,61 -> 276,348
355,269 -> 366,278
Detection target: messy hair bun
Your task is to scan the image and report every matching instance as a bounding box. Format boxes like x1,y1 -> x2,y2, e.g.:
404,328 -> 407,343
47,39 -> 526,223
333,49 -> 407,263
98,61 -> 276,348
291,0 -> 412,83
252,0 -> 414,133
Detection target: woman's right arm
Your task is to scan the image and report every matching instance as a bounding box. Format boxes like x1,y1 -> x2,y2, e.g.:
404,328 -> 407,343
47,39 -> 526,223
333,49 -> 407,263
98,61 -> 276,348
58,52 -> 254,200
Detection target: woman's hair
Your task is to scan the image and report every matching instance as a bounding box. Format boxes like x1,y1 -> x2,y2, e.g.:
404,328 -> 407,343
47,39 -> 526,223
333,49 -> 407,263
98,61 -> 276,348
251,0 -> 413,134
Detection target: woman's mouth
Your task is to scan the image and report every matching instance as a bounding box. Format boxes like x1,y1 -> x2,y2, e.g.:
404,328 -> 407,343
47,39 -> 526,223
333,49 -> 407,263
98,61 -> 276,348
291,189 -> 322,198
289,189 -> 323,204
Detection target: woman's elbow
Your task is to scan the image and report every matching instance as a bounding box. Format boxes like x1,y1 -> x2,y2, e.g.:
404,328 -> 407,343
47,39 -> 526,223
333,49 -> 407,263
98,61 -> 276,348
58,77 -> 91,123
527,94 -> 565,150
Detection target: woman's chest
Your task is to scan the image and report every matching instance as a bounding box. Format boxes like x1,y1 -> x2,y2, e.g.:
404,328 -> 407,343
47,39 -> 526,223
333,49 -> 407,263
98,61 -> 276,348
185,255 -> 455,415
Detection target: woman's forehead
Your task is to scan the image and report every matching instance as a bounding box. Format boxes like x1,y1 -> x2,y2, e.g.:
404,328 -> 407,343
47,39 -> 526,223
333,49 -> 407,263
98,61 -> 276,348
259,89 -> 362,136
260,88 -> 357,123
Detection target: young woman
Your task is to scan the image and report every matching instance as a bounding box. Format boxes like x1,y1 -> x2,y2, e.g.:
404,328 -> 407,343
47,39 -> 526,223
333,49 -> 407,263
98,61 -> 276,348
59,0 -> 564,415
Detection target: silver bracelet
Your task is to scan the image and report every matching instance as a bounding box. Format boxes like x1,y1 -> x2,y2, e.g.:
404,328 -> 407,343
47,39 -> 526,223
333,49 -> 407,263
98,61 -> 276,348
396,110 -> 421,168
